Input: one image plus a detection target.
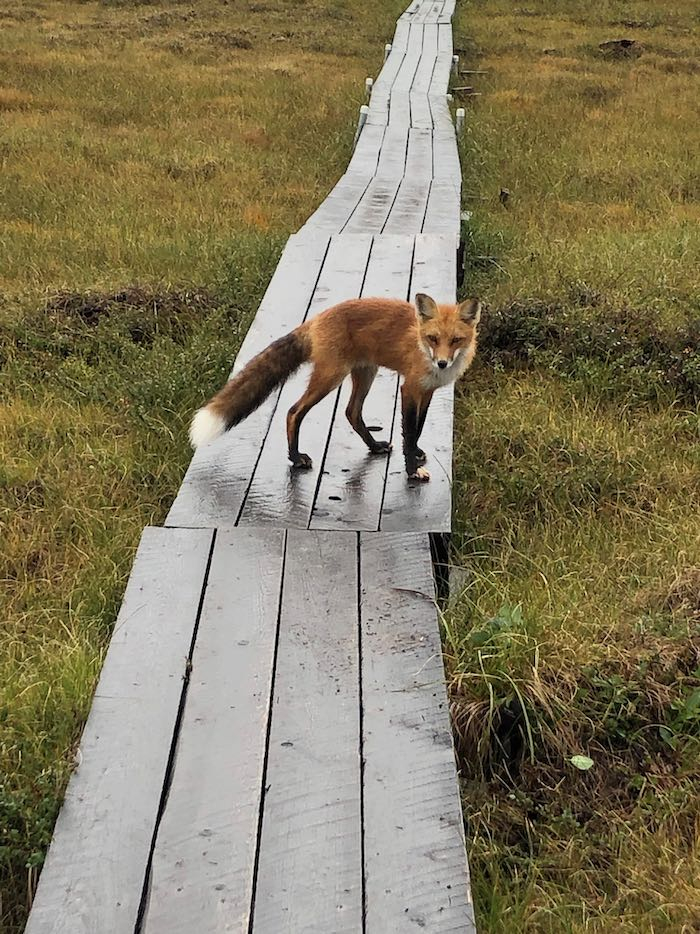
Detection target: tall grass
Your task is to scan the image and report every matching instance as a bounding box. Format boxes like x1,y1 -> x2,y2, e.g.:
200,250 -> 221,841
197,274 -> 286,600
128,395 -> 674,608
451,1 -> 700,929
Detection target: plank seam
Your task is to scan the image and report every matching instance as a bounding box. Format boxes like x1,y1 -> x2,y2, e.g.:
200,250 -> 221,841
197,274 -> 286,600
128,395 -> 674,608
246,528 -> 289,934
133,528 -> 218,933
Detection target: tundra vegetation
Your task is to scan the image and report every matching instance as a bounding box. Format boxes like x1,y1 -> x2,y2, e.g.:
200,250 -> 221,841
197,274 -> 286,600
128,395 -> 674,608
448,1 -> 700,930
0,0 -> 698,931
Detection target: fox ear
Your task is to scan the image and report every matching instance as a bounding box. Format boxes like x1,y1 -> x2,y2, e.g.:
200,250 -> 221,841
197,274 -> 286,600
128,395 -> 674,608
415,293 -> 438,321
458,298 -> 481,325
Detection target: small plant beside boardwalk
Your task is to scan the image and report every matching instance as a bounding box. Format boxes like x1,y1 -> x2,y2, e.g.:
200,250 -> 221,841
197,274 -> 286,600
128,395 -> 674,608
450,0 -> 699,930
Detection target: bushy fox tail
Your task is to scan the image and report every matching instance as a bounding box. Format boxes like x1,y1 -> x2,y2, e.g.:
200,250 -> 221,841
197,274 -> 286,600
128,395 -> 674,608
189,327 -> 311,449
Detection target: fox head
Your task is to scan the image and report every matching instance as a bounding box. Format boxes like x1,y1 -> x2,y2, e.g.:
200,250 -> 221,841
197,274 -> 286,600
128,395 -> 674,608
414,293 -> 481,378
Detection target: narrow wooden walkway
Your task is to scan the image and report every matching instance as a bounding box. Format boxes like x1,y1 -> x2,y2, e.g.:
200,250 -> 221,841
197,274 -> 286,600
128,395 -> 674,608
26,2 -> 477,932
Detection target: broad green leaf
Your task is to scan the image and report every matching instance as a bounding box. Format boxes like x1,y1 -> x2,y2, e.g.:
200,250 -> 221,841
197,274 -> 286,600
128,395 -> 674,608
570,755 -> 594,771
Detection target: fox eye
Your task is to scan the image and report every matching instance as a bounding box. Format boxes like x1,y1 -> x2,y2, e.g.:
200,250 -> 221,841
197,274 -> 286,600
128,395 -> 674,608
450,337 -> 463,346
427,335 -> 439,345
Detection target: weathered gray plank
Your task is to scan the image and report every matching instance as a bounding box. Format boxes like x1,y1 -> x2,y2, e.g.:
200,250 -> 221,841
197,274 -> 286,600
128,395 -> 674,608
381,233 -> 457,532
310,235 -> 414,531
251,530 -> 361,933
343,178 -> 403,234
238,235 -> 373,528
302,175 -> 372,234
423,181 -> 461,235
433,128 -> 462,182
374,123 -> 410,179
437,21 -> 453,53
360,532 -> 476,933
392,22 -> 424,94
370,45 -> 406,112
25,526 -> 214,934
347,123 -> 387,175
166,233 -> 330,529
384,128 -> 433,233
411,23 -> 439,128
140,528 -> 286,934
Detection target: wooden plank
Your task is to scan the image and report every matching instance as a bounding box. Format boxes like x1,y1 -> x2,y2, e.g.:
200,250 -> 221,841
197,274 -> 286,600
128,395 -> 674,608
343,178 -> 403,234
411,23 -> 439,129
384,128 -> 433,233
347,123 -> 386,175
392,18 -> 411,51
437,21 -> 454,52
392,22 -> 424,94
423,181 -> 461,235
251,530 -> 361,933
302,175 -> 372,234
166,233 -> 330,529
360,532 -> 476,933
370,45 -> 407,110
433,128 -> 462,182
380,233 -> 457,532
374,123 -> 410,179
238,235 -> 373,528
310,236 -> 414,531
140,528 -> 286,934
24,526 -> 214,934
413,0 -> 445,23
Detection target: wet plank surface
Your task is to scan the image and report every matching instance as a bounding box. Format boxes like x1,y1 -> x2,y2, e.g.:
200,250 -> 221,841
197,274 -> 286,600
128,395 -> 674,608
25,527 -> 214,934
141,528 -> 286,934
251,531 -> 362,934
360,532 -> 476,932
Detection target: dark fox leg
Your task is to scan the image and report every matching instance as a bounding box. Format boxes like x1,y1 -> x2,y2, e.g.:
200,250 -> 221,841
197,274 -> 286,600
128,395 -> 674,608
346,366 -> 391,455
413,390 -> 434,464
401,383 -> 430,481
287,366 -> 345,468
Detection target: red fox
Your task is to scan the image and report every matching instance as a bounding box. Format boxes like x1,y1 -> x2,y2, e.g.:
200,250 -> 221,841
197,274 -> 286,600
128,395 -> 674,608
190,293 -> 481,481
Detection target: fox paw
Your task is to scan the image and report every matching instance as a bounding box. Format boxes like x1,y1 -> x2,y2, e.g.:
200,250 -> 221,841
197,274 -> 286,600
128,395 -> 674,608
413,447 -> 427,465
407,466 -> 431,482
291,452 -> 313,470
369,441 -> 392,455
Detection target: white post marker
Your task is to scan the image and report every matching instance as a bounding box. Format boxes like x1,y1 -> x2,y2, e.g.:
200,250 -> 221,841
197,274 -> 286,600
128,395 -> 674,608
455,107 -> 466,134
384,43 -> 392,62
365,77 -> 373,102
353,104 -> 370,150
452,54 -> 459,75
446,93 -> 453,102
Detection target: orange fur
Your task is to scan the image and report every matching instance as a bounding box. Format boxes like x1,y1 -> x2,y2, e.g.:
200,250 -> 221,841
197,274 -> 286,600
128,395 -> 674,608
191,293 -> 481,482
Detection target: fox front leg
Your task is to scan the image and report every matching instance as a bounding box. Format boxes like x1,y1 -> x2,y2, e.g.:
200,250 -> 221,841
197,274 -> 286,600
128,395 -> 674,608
413,390 -> 434,465
401,383 -> 430,482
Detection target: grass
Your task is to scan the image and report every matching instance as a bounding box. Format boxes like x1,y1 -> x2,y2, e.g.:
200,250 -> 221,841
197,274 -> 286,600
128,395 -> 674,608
0,1 -> 406,929
450,1 -> 700,929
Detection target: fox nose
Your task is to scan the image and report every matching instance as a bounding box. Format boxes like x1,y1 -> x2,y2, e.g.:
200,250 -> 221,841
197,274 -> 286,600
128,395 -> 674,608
437,359 -> 448,369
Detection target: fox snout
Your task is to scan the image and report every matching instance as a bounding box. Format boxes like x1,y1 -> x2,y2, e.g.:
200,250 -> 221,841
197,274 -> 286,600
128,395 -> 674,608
437,359 -> 448,369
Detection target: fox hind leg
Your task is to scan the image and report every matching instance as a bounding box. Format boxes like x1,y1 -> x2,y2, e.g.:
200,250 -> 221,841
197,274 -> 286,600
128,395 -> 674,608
287,365 -> 345,469
346,366 -> 391,455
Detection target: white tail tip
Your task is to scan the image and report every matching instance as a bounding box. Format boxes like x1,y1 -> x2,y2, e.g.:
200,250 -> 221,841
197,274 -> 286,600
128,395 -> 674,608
189,407 -> 226,449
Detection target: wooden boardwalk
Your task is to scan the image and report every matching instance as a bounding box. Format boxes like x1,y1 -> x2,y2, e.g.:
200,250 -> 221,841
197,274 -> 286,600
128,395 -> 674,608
25,2 -> 477,932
